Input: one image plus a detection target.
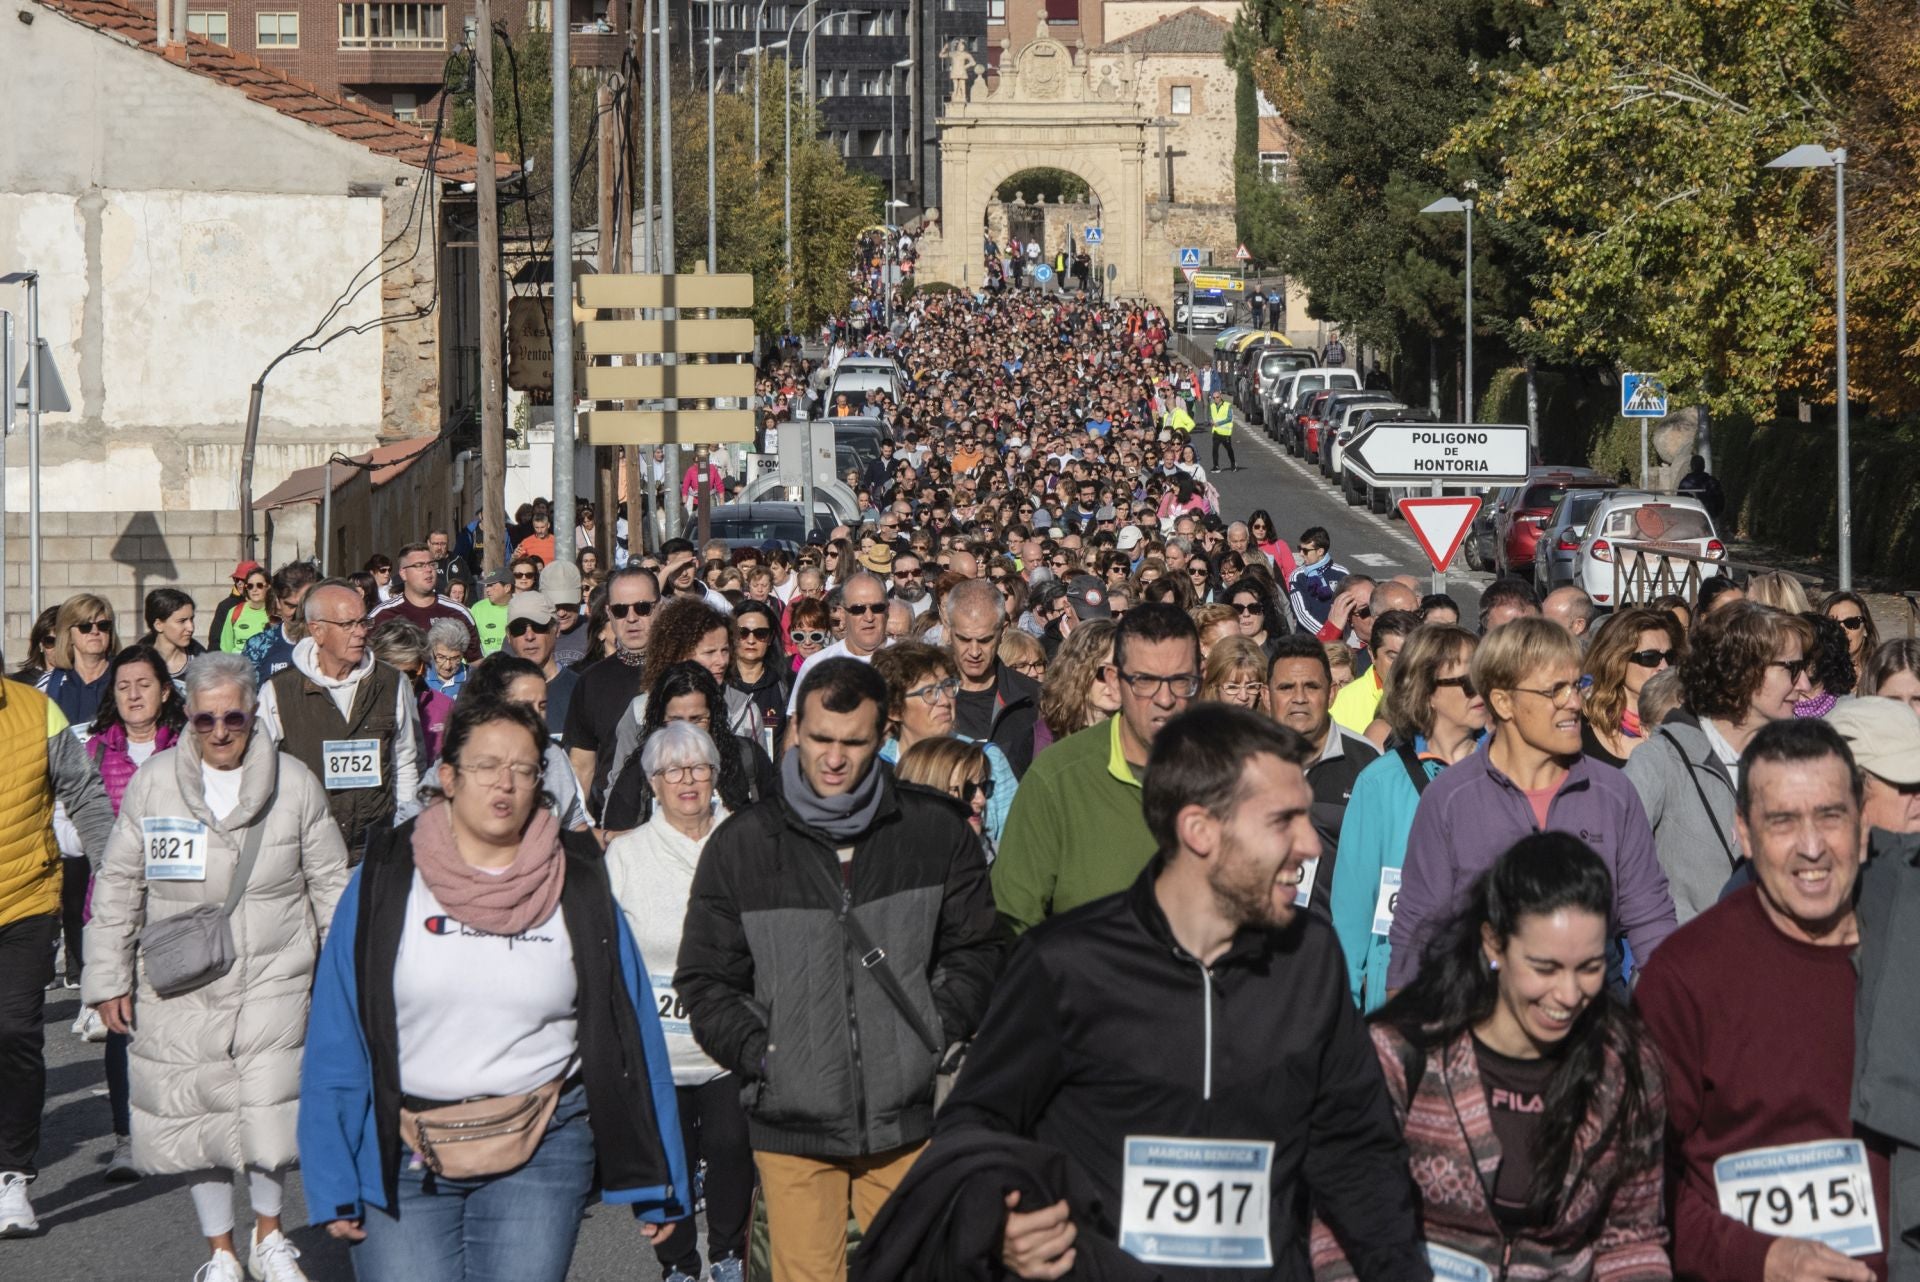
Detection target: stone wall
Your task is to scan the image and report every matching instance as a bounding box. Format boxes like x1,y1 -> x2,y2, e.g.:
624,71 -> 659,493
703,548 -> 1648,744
3,509 -> 243,663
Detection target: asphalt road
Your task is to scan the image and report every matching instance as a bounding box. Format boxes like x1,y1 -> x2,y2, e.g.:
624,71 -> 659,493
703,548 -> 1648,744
7,382 -> 1486,1282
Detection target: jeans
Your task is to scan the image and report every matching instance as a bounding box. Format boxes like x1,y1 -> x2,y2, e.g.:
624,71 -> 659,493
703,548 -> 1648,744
656,1077 -> 753,1277
0,913 -> 57,1175
352,1086 -> 594,1282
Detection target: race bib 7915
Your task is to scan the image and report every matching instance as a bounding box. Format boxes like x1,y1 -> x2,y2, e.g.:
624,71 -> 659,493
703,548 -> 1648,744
1713,1139 -> 1882,1258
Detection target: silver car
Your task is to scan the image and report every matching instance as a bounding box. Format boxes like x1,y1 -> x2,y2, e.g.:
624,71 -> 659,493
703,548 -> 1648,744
1533,488 -> 1618,595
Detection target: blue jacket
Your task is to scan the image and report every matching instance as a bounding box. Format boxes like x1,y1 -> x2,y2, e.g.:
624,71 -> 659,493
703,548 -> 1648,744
880,737 -> 1017,848
298,828 -> 689,1223
1328,743 -> 1443,1012
1288,558 -> 1350,633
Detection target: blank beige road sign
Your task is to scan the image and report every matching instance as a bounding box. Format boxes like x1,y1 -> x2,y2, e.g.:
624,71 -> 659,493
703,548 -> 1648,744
583,318 -> 755,355
577,274 -> 755,311
584,410 -> 756,445
585,364 -> 755,400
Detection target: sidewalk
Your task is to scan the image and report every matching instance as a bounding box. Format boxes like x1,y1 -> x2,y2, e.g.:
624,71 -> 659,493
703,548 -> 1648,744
1723,534 -> 1920,641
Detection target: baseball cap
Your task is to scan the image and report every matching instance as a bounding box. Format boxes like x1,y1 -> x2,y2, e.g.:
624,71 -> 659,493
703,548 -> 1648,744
484,568 -> 512,588
541,562 -> 583,608
1828,697 -> 1920,786
507,590 -> 557,626
1116,525 -> 1145,552
232,560 -> 263,581
1064,574 -> 1112,620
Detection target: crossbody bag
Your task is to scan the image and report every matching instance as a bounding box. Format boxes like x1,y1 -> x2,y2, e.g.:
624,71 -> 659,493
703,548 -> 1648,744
138,790 -> 272,999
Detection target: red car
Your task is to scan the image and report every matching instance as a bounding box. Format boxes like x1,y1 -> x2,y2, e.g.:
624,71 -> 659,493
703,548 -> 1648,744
1493,467 -> 1614,577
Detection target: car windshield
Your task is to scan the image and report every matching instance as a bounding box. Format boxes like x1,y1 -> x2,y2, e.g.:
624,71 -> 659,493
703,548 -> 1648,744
1262,352 -> 1314,377
1292,377 -> 1327,404
708,513 -> 805,543
1604,504 -> 1715,542
1522,479 -> 1607,511
1557,491 -> 1609,527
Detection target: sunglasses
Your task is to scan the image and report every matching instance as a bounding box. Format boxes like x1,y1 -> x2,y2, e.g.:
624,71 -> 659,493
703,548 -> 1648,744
1433,675 -> 1477,697
608,600 -> 655,620
893,568 -> 923,579
1230,602 -> 1264,616
72,619 -> 112,635
508,618 -> 555,637
190,710 -> 251,735
791,629 -> 830,646
738,625 -> 773,640
1187,566 -> 1208,577
1628,648 -> 1679,668
513,572 -> 536,581
1833,615 -> 1866,631
843,603 -> 885,618
960,777 -> 995,802
1771,657 -> 1813,682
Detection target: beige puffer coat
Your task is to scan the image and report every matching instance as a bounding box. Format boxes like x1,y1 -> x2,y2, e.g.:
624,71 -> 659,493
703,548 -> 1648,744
82,730 -> 350,1175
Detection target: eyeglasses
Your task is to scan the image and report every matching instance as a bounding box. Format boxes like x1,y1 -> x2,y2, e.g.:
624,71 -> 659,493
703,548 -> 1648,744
905,676 -> 961,705
1832,615 -> 1866,632
508,618 -> 555,637
72,619 -> 112,635
1628,648 -> 1679,669
1433,674 -> 1477,697
189,710 -> 251,735
608,600 -> 655,620
1187,566 -> 1208,578
960,777 -> 995,802
400,560 -> 436,573
738,625 -> 773,640
1113,669 -> 1201,698
1230,602 -> 1264,616
1014,660 -> 1047,678
1220,681 -> 1263,699
652,764 -> 717,783
512,572 -> 537,582
844,602 -> 885,618
893,568 -> 923,579
1770,657 -> 1813,683
1300,545 -> 1326,558
1508,680 -> 1585,708
791,629 -> 830,646
1354,605 -> 1372,620
244,579 -> 268,591
458,759 -> 542,789
314,616 -> 373,633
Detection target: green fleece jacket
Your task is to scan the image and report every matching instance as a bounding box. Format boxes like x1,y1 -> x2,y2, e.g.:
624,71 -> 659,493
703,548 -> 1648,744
990,716 -> 1155,932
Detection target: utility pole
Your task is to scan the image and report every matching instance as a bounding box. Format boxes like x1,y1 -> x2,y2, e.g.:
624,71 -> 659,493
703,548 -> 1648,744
659,0 -> 683,539
552,5 -> 578,568
595,71 -> 621,571
475,0 -> 508,575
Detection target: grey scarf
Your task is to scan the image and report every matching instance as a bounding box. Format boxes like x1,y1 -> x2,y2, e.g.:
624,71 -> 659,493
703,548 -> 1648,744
780,748 -> 887,841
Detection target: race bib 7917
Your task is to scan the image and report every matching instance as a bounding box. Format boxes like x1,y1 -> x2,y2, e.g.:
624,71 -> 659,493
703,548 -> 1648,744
1119,1136 -> 1272,1268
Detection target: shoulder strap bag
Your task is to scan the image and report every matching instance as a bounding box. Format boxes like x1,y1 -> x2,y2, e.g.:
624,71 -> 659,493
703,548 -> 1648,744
1395,743 -> 1433,796
137,788 -> 273,999
798,843 -> 944,1057
1658,728 -> 1740,870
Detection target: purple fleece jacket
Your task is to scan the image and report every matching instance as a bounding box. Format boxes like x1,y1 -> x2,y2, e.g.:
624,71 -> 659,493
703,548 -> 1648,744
1385,741 -> 1676,989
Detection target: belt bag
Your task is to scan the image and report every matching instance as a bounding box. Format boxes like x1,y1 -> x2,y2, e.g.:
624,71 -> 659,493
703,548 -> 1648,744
137,791 -> 272,999
399,1077 -> 564,1179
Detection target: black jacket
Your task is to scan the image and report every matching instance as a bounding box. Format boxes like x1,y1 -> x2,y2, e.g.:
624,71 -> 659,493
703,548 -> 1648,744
937,861 -> 1430,1282
974,664 -> 1042,779
852,1125 -> 1158,1282
1302,725 -> 1381,922
352,822 -> 684,1214
675,767 -> 1009,1158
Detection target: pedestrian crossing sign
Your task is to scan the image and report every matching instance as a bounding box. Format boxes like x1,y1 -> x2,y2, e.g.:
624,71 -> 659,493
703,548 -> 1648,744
1621,373 -> 1668,418
1085,227 -> 1104,244
1178,248 -> 1203,268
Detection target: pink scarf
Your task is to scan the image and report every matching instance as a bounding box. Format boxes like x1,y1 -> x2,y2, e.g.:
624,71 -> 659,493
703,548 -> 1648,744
412,800 -> 565,937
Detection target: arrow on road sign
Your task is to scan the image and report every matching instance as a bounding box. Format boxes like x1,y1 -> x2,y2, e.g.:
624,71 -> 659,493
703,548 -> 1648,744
1178,248 -> 1203,268
1234,243 -> 1251,261
1343,422 -> 1530,486
1399,496 -> 1483,572
1033,264 -> 1054,283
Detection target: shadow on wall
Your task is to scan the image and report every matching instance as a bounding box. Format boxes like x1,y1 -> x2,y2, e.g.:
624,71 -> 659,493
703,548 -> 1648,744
111,511 -> 177,627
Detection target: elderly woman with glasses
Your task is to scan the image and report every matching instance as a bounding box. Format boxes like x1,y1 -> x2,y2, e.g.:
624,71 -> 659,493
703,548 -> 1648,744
871,643 -> 1017,846
604,722 -> 751,1282
1200,636 -> 1268,710
84,653 -> 351,1282
1388,619 -> 1678,993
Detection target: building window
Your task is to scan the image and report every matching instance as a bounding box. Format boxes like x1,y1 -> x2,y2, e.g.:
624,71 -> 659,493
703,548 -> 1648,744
391,91 -> 419,121
255,11 -> 298,45
1170,84 -> 1192,114
1044,0 -> 1075,23
1258,150 -> 1290,183
987,0 -> 1003,18
187,9 -> 229,41
339,3 -> 447,48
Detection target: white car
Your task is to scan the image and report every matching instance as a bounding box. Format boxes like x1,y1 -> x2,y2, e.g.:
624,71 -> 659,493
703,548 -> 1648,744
828,356 -> 903,408
1572,492 -> 1726,607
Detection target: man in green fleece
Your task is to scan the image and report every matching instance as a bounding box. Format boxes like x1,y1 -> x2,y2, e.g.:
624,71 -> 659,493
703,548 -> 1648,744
992,603 -> 1199,931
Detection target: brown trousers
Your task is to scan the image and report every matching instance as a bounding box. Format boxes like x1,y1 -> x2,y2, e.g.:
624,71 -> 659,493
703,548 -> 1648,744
754,1143 -> 926,1282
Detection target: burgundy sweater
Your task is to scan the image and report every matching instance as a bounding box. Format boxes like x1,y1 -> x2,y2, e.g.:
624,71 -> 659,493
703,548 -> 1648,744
1636,886 -> 1889,1281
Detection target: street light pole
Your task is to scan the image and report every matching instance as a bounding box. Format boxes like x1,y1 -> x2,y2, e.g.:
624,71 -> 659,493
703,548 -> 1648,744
1419,194 -> 1474,423
5,270 -> 43,614
782,8 -> 864,333
1767,143 -> 1852,589
552,7 -> 577,568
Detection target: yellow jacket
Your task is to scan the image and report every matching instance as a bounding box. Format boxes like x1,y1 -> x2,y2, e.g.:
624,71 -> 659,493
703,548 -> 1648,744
0,679 -> 114,929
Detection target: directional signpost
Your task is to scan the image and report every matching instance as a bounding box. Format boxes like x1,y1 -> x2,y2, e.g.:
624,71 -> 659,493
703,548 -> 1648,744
1342,421 -> 1530,590
1621,372 -> 1667,487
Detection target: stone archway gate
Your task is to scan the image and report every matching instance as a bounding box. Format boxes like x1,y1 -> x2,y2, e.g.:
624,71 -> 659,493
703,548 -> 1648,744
916,23 -> 1171,309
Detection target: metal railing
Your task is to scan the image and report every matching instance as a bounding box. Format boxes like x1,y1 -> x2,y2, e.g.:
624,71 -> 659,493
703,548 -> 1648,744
1608,542 -> 1722,607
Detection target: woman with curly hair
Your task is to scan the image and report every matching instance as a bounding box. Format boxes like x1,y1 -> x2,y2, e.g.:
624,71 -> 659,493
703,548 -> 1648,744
1794,612 -> 1856,717
1579,608 -> 1685,767
1623,601 -> 1813,922
1035,617 -> 1122,753
600,663 -> 777,831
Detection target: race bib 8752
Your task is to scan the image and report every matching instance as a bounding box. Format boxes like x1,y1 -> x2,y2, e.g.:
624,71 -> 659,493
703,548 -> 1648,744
1713,1139 -> 1882,1258
322,738 -> 382,791
1118,1137 -> 1272,1268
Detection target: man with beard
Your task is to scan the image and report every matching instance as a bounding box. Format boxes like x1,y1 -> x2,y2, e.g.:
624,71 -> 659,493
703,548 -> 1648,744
890,550 -> 934,618
929,705 -> 1429,1282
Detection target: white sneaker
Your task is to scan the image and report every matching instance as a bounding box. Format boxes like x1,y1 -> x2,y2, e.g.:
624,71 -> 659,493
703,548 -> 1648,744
0,1172 -> 37,1236
105,1136 -> 139,1183
72,1006 -> 108,1042
248,1228 -> 308,1282
193,1249 -> 244,1282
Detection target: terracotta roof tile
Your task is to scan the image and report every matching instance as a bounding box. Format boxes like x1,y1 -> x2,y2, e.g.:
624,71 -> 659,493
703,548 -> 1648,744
32,0 -> 512,184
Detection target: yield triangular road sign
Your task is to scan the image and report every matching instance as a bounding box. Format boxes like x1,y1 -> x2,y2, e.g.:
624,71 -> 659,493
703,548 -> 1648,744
1398,496 -> 1482,571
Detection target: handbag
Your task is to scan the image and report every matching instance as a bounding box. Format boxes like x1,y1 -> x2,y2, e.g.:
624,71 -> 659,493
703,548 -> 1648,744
137,791 -> 272,999
398,1077 -> 565,1179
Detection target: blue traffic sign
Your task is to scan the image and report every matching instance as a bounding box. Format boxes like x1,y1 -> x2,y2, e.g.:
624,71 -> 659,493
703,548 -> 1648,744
1178,248 -> 1203,268
1084,227 -> 1103,244
1621,373 -> 1668,418
1033,264 -> 1055,283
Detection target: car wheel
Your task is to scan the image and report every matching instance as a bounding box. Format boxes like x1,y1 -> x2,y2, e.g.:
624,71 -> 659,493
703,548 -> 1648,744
1345,476 -> 1363,507
1369,486 -> 1389,515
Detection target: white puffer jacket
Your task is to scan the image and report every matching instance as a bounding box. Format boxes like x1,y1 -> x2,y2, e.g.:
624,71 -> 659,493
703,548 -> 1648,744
82,731 -> 350,1175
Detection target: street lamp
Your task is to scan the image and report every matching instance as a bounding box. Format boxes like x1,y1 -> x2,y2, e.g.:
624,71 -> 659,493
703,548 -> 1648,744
734,40 -> 785,171
887,55 -> 912,220
1420,194 -> 1475,423
782,7 -> 869,330
0,270 -> 38,619
1767,142 -> 1852,589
